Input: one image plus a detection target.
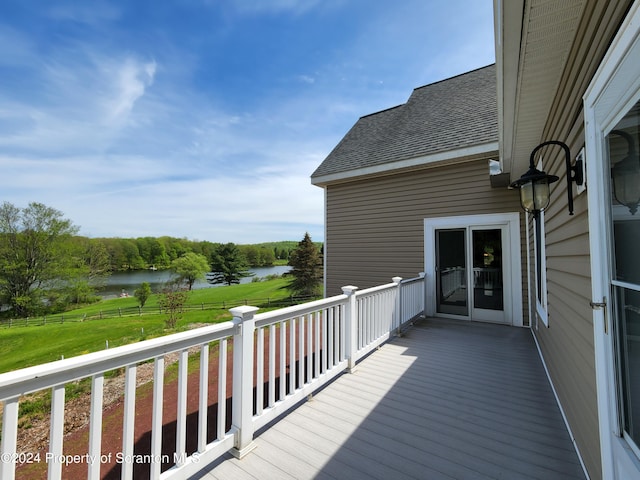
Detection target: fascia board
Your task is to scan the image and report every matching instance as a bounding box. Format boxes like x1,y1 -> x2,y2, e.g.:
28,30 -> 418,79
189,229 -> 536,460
496,0 -> 525,180
310,141 -> 499,187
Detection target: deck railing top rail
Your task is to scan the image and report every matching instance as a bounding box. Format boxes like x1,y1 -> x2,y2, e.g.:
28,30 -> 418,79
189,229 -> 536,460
254,293 -> 348,327
0,321 -> 238,402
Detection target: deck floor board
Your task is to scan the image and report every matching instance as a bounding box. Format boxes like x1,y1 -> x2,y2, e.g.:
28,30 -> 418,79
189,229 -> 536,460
194,318 -> 586,480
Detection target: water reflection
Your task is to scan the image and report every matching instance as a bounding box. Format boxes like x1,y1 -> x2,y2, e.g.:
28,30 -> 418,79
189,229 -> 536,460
99,265 -> 291,299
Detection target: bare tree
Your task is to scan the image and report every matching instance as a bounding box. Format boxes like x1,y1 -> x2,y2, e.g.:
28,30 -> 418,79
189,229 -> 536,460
158,282 -> 189,329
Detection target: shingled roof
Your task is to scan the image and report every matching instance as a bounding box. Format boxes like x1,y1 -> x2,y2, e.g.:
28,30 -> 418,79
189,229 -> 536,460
311,64 -> 497,184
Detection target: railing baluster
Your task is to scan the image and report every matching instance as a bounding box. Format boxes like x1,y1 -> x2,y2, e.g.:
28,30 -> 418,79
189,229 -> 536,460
289,317 -> 296,393
367,295 -> 372,344
1,397 -> 19,480
49,384 -> 65,480
268,326 -> 276,407
374,293 -> 379,339
176,349 -> 188,466
298,315 -> 304,388
198,344 -> 209,453
122,364 -> 137,480
357,298 -> 363,350
279,321 -> 286,401
88,374 -> 104,480
372,294 -> 377,341
373,294 -> 378,341
151,357 -> 164,479
307,313 -> 314,383
327,307 -> 334,369
217,339 -> 227,441
256,327 -> 264,415
364,296 -> 369,345
340,304 -> 346,362
320,307 -> 333,373
313,312 -> 320,378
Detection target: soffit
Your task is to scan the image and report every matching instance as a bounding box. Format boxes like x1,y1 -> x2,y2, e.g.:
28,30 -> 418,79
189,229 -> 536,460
501,0 -> 586,178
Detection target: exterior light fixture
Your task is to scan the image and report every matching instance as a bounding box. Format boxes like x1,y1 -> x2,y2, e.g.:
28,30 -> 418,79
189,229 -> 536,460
509,140 -> 583,216
610,130 -> 640,215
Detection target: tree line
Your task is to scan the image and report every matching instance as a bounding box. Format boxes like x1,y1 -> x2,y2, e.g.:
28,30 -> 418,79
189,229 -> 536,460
0,201 -> 323,319
91,237 -> 301,271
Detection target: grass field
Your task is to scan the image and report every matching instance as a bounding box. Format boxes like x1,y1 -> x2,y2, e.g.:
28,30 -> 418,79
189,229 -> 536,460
0,277 -> 298,374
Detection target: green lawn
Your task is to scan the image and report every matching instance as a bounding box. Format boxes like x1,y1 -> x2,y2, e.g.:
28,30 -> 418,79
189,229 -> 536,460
0,277 -> 298,374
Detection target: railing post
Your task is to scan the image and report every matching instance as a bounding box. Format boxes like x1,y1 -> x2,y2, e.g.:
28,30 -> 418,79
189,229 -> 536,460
230,305 -> 259,459
341,285 -> 359,373
392,277 -> 402,335
419,272 -> 426,317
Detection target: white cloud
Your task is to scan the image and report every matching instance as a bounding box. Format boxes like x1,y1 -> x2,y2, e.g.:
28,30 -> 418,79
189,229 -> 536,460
297,75 -> 315,84
107,58 -> 157,121
0,50 -> 160,155
63,156 -> 325,242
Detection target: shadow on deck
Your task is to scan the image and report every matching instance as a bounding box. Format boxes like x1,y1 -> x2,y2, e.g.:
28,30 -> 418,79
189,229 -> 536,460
194,318 -> 585,480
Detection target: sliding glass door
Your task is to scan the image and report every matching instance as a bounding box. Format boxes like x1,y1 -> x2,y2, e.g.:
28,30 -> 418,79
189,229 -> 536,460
435,225 -> 506,323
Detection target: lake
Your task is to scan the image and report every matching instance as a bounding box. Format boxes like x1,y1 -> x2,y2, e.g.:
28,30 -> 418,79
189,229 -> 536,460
99,265 -> 292,299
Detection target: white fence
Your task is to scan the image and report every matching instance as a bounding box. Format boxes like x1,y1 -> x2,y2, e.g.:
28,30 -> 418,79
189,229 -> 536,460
0,276 -> 424,480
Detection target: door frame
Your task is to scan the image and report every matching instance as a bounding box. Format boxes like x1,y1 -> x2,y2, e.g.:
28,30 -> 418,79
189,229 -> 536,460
424,213 -> 523,326
584,1 -> 640,478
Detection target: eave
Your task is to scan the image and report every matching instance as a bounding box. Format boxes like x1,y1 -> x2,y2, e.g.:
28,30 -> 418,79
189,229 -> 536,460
310,142 -> 499,187
496,0 -> 586,181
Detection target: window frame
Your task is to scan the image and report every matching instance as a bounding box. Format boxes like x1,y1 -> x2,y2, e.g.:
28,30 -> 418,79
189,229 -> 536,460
584,2 -> 640,477
531,194 -> 549,326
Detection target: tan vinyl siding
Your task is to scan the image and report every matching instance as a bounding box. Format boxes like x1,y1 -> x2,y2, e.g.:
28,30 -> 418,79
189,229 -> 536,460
528,2 -> 632,478
324,158 -> 526,313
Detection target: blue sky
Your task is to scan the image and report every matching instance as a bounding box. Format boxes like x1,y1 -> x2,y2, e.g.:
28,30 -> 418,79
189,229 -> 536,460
0,0 -> 495,244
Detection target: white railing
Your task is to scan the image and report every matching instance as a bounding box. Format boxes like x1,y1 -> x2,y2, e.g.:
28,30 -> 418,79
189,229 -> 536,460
0,276 -> 424,480
473,267 -> 502,289
399,273 -> 426,329
440,266 -> 466,298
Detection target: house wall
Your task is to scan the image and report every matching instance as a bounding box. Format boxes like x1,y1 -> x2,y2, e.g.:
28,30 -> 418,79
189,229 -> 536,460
528,2 -> 632,478
323,157 -> 527,320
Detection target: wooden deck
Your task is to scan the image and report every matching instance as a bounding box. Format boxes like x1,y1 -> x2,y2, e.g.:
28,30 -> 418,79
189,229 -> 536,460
192,317 -> 586,480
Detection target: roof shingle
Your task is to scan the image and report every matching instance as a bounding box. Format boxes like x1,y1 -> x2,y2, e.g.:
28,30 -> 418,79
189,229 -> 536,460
311,65 -> 497,181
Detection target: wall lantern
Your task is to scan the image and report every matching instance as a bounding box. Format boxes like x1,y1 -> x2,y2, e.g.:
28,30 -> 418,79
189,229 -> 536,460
610,129 -> 640,215
509,140 -> 583,216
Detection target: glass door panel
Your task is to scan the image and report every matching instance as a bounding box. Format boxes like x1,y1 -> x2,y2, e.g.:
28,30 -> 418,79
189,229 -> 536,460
608,99 -> 640,453
436,229 -> 468,316
613,286 -> 640,447
472,229 -> 504,311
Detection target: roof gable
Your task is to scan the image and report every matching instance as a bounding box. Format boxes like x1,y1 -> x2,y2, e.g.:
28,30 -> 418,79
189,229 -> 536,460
312,65 -> 498,184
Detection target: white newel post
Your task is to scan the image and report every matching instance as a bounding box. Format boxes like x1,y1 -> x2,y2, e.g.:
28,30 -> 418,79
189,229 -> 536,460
341,285 -> 359,373
392,277 -> 402,334
421,270 -> 428,317
419,272 -> 426,317
230,305 -> 259,459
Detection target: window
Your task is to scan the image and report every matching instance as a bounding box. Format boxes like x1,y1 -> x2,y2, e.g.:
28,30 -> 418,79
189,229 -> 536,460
607,101 -> 640,456
532,197 -> 548,326
584,3 -> 640,476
